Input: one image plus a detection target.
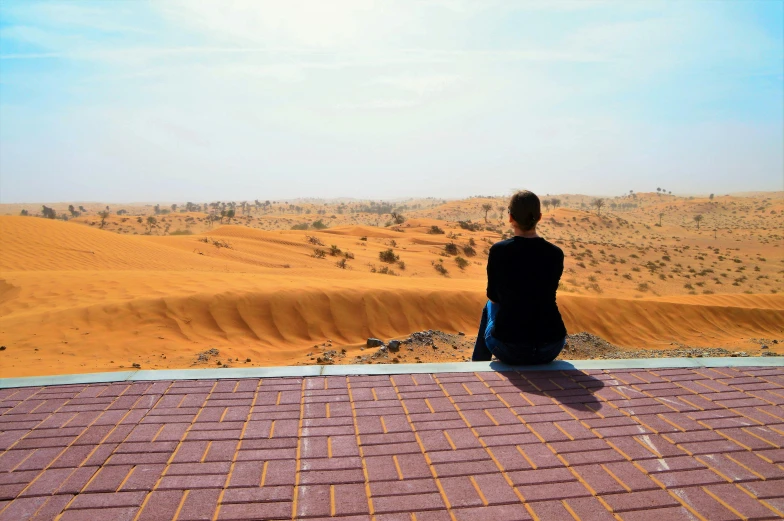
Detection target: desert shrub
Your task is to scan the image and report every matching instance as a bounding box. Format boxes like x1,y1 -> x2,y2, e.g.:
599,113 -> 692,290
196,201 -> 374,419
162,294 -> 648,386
397,261 -> 406,270
428,225 -> 445,234
458,221 -> 482,232
329,245 -> 342,256
336,258 -> 349,269
312,219 -> 327,230
379,249 -> 399,263
637,283 -> 650,292
307,235 -> 324,245
344,251 -> 355,259
433,262 -> 449,276
19,209 -> 29,216
463,245 -> 476,257
455,256 -> 469,270
360,236 -> 367,241
468,238 -> 476,246
313,248 -> 327,258
169,229 -> 193,235
444,243 -> 458,255
291,223 -> 309,230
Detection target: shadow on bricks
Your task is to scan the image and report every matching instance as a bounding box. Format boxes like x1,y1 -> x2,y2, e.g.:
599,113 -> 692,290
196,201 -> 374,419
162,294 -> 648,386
494,366 -> 606,411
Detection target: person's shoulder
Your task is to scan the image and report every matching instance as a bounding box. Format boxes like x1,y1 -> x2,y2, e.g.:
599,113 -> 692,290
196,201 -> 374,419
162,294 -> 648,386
490,238 -> 514,252
539,238 -> 564,258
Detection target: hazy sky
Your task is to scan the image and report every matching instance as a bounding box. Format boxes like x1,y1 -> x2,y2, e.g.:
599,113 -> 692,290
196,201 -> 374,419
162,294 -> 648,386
1,0 -> 782,203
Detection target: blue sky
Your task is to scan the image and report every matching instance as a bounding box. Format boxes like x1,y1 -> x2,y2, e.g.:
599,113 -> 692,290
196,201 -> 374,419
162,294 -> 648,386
0,0 -> 782,203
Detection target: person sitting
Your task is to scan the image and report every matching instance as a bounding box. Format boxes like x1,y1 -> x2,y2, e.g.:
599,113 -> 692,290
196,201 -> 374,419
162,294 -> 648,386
471,190 -> 567,365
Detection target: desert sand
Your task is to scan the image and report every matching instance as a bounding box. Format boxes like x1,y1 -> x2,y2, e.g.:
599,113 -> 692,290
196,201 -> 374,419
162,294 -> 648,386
1,192 -> 782,377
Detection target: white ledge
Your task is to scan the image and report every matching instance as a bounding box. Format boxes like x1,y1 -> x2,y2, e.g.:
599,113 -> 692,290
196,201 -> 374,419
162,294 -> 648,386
1,357 -> 782,389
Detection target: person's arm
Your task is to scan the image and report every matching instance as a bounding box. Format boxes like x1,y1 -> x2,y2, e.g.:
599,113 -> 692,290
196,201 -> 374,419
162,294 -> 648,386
486,247 -> 500,303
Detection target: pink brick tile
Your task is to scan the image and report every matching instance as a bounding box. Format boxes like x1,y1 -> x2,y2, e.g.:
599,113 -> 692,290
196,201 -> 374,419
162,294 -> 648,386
372,493 -> 445,514
369,478 -> 439,497
300,457 -> 363,471
603,461 -> 660,492
334,483 -> 370,516
158,474 -> 227,490
299,469 -> 365,485
18,468 -> 74,497
83,465 -> 133,493
136,490 -> 183,521
120,464 -> 165,492
216,501 -> 292,520
515,444 -> 564,469
560,449 -> 627,466
564,496 -> 616,521
528,500 -> 574,520
60,506 -> 139,521
570,464 -> 627,495
485,446 -> 532,471
669,487 -> 739,521
221,486 -> 293,504
517,480 -> 591,501
178,488 -> 221,521
652,469 -> 726,488
508,467 -> 574,487
602,490 -> 679,513
615,506 -> 704,520
439,476 -> 484,508
738,479 -> 784,499
69,491 -> 146,509
9,494 -> 72,521
452,504 -> 532,521
263,460 -> 297,487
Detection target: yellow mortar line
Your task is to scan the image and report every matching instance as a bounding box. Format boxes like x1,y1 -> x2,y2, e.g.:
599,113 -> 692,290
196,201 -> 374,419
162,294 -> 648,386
327,437 -> 333,459
260,460 -> 269,487
468,476 -> 488,506
289,378 -> 307,521
392,376 -> 457,521
380,416 -> 388,434
559,500 -> 582,521
424,399 -> 435,414
346,377 -> 376,520
172,490 -> 190,521
724,454 -> 766,480
392,455 -> 404,481
442,431 -> 457,451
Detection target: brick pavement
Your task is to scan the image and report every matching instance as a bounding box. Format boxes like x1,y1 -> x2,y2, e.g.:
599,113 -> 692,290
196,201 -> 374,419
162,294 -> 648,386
1,366 -> 783,520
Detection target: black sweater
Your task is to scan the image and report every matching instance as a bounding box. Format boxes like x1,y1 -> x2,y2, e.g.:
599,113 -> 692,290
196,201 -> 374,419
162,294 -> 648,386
486,236 -> 567,345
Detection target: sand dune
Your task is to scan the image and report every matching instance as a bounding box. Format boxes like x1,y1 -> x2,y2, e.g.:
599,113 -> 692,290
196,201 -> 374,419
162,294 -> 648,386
1,192 -> 782,377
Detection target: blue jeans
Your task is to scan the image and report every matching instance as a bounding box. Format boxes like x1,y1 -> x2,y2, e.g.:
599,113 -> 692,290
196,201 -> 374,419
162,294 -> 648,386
471,301 -> 565,364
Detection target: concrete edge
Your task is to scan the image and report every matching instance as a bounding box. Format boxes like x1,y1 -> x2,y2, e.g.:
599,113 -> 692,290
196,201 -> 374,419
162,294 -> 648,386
1,357 -> 781,389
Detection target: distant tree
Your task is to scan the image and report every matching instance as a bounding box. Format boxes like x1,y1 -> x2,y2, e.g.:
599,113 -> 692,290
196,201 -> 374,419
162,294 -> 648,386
68,204 -> 79,217
146,216 -> 158,233
42,206 -> 56,219
312,219 -> 327,230
20,209 -> 29,216
592,198 -> 605,216
226,209 -> 235,221
154,204 -> 161,215
137,217 -> 143,224
668,191 -> 671,195
391,212 -> 406,225
693,214 -> 703,230
656,187 -> 661,193
550,198 -> 561,210
98,210 -> 110,229
542,200 -> 551,213
709,193 -> 715,201
481,203 -> 493,222
78,205 -> 87,213
658,212 -> 664,226
117,209 -> 127,215
171,204 -> 178,213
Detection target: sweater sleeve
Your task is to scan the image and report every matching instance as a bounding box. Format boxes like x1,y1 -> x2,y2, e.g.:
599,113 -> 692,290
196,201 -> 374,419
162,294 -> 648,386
486,247 -> 500,302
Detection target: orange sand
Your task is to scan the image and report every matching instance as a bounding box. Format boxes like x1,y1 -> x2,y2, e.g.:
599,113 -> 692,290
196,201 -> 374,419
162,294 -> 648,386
1,192 -> 782,377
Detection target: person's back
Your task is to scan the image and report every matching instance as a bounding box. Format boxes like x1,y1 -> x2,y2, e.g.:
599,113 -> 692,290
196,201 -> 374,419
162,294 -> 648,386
472,190 -> 567,365
487,236 -> 566,346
